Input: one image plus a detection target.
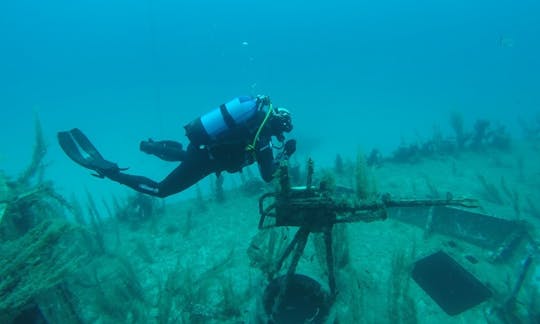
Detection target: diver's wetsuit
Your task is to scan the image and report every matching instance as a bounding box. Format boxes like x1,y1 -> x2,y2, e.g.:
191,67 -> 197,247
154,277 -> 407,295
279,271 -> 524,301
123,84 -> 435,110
58,95 -> 294,198
107,133 -> 276,198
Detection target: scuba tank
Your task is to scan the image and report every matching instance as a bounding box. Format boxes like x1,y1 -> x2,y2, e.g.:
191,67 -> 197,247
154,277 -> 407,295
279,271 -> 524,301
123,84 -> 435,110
184,96 -> 262,146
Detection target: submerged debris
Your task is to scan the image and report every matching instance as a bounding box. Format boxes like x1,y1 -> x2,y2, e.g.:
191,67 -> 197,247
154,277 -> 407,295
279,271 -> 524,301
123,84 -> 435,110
0,219 -> 89,322
0,116 -> 88,322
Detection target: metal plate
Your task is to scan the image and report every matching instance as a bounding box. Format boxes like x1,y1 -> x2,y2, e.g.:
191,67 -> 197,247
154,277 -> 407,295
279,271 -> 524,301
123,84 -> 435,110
412,251 -> 492,315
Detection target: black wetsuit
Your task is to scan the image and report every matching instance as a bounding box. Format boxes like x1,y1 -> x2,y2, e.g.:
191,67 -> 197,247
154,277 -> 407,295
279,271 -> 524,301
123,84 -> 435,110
107,114 -> 279,198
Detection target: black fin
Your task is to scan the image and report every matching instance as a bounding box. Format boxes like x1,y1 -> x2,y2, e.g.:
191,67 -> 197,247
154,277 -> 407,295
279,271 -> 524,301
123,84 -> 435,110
68,128 -> 105,160
57,129 -> 96,169
57,128 -> 124,177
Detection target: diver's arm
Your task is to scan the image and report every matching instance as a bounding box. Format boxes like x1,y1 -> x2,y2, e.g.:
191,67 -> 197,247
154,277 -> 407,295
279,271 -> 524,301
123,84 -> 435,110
256,139 -> 275,182
256,138 -> 296,182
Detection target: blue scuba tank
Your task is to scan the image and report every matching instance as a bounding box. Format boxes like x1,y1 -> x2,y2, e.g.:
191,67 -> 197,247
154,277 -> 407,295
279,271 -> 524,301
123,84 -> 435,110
184,96 -> 260,146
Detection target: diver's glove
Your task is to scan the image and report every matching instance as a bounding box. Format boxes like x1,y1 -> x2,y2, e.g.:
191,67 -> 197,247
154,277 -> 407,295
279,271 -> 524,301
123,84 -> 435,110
256,95 -> 271,107
283,139 -> 296,157
275,139 -> 296,162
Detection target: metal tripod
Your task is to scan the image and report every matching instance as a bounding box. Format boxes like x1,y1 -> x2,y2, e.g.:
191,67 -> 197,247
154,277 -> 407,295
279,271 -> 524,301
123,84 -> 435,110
271,220 -> 337,298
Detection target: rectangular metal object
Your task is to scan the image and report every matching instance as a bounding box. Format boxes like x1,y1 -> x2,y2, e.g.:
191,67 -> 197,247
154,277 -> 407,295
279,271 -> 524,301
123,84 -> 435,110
391,206 -> 523,249
412,251 -> 492,315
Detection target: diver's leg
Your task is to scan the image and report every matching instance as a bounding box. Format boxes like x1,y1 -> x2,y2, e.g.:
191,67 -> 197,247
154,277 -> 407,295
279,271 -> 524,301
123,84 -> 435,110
106,172 -> 163,196
109,144 -> 214,197
140,139 -> 186,162
154,145 -> 215,197
105,163 -> 210,198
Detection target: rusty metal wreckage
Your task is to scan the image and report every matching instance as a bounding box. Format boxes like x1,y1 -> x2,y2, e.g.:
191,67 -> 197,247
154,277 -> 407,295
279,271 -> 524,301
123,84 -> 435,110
257,158 -> 479,300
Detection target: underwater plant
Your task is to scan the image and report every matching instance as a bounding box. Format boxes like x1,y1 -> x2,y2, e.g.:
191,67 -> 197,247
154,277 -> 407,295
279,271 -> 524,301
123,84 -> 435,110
247,228 -> 289,279
215,173 -> 226,203
518,113 -> 540,142
450,111 -> 467,149
194,183 -> 208,212
239,167 -> 267,196
1,116 -> 72,240
334,154 -> 344,174
387,246 -> 418,324
18,116 -> 47,187
313,223 -> 351,274
87,254 -> 149,322
477,174 -> 504,205
155,250 -> 245,323
0,219 -> 89,322
355,148 -> 377,201
366,148 -> 383,167
113,192 -> 163,226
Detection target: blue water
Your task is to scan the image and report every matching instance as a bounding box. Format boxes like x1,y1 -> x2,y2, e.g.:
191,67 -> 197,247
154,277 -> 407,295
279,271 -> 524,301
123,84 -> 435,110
1,0 -> 539,200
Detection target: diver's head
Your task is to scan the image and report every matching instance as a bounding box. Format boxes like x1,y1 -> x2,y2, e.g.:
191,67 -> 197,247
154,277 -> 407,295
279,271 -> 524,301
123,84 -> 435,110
270,107 -> 293,138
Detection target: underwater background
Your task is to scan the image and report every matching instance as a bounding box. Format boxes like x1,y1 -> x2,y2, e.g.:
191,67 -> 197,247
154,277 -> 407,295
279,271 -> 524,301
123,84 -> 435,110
1,0 -> 539,200
1,0 -> 540,323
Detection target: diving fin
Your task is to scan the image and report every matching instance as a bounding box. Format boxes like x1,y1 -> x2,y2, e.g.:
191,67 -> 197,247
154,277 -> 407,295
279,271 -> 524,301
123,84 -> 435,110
57,128 -> 127,178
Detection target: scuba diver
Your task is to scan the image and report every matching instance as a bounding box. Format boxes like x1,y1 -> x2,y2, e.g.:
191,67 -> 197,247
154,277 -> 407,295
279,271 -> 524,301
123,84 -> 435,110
57,95 -> 296,198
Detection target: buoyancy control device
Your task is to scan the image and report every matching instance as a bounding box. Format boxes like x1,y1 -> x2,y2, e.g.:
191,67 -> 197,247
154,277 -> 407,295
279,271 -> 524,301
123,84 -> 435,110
184,96 -> 265,146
